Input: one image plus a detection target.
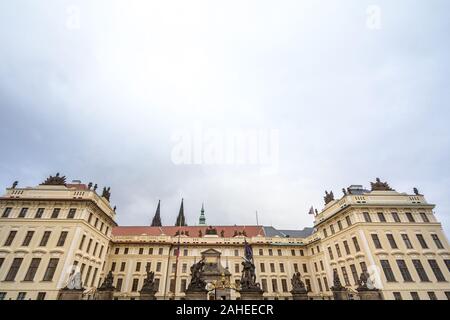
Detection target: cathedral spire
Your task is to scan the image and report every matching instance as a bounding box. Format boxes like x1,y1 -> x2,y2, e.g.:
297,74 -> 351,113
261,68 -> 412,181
175,198 -> 187,226
151,200 -> 162,226
198,203 -> 206,226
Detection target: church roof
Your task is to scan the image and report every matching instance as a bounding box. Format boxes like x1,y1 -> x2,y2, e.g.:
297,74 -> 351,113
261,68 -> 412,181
263,226 -> 314,238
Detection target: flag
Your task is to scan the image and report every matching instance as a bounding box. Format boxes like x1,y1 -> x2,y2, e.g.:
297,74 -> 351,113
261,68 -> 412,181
308,206 -> 315,215
244,239 -> 253,262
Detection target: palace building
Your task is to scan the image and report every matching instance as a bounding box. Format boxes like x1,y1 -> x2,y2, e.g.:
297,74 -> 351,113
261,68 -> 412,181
0,174 -> 449,300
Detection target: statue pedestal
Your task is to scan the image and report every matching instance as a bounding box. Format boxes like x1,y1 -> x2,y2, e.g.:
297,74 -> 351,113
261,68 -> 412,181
185,289 -> 208,300
57,289 -> 84,300
332,290 -> 349,300
239,289 -> 264,300
140,291 -> 157,300
291,291 -> 308,300
357,290 -> 382,300
95,290 -> 114,300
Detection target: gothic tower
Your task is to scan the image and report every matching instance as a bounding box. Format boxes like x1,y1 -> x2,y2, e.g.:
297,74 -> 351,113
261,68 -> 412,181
175,198 -> 187,226
198,203 -> 206,226
151,200 -> 162,226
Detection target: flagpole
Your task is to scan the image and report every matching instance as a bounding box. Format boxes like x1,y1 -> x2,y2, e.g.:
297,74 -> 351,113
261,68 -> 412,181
173,200 -> 183,299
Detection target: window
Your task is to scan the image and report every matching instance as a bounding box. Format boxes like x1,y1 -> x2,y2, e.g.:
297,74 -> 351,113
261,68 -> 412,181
86,239 -> 93,253
124,248 -> 129,255
335,244 -> 342,258
337,220 -> 343,231
277,249 -> 282,256
302,264 -> 308,273
139,248 -> 144,255
391,212 -> 401,222
428,259 -> 446,282
35,208 -> 44,218
181,279 -> 187,292
93,242 -> 98,256
158,248 -> 163,255
261,279 -> 268,292
323,277 -> 329,291
88,213 -> 93,223
94,218 -> 98,228
330,224 -> 335,235
148,248 -> 153,255
37,292 -> 46,300
300,250 -> 304,256
393,292 -> 402,300
311,248 -> 315,255
314,262 -> 318,272
84,266 -> 92,284
360,262 -> 367,273
293,263 -> 299,272
416,234 -> 428,249
345,216 -> 352,226
386,234 -> 398,249
350,264 -> 358,285
78,235 -> 86,250
419,212 -> 429,223
371,234 -> 382,249
380,260 -> 396,282
99,245 -> 104,258
43,258 -> 59,281
280,263 -> 285,273
234,263 -> 239,273
431,234 -> 444,249
341,266 -> 350,286
271,279 -> 278,292
410,292 -> 420,300
268,249 -> 273,256
67,208 -> 76,219
445,259 -> 450,272
40,231 -> 51,246
136,262 -> 141,272
51,208 -> 60,219
57,231 -> 68,247
23,258 -> 41,281
154,278 -> 160,292
115,248 -> 120,255
91,268 -> 98,287
396,260 -> 413,282
17,292 -> 27,300
260,263 -> 266,273
183,249 -> 188,256
270,263 -> 275,273
156,262 -> 162,272
116,278 -> 123,291
402,234 -> 413,249
445,292 -> 450,300
182,263 -> 187,273
377,212 -> 386,222
2,207 -> 12,218
0,258 -> 4,269
317,278 -> 323,291
428,292 -> 437,300
18,207 -> 28,218
323,229 -> 328,238
259,249 -> 264,255
363,212 -> 372,222
305,279 -> 311,292
352,237 -> 360,252
132,278 -> 139,292
111,262 -> 116,272
4,230 -> 17,246
328,247 -> 334,260
120,262 -> 126,272
281,279 -> 288,292
5,258 -> 23,281
405,212 -> 415,222
320,260 -> 324,271
22,231 -> 35,246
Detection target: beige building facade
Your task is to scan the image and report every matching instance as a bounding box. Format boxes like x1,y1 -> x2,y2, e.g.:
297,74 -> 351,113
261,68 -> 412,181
0,175 -> 449,300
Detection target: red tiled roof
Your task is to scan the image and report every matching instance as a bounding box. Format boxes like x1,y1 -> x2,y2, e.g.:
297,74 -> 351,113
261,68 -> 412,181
112,225 -> 265,237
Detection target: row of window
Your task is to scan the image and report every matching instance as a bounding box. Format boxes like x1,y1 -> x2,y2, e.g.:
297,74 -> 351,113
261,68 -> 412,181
78,234 -> 105,259
363,211 -> 430,224
323,215 -> 353,238
327,236 -> 361,260
0,292 -> 47,300
3,230 -> 68,247
73,260 -> 100,288
0,257 -> 59,282
332,262 -> 368,288
87,212 -> 110,236
2,207 -> 77,219
380,258 -> 448,283
370,233 -> 444,251
393,291 -> 450,300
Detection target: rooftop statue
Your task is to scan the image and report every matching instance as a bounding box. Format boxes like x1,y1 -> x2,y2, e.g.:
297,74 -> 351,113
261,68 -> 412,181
370,178 -> 394,191
11,181 -> 18,189
324,190 -> 335,205
102,187 -> 111,201
40,172 -> 67,186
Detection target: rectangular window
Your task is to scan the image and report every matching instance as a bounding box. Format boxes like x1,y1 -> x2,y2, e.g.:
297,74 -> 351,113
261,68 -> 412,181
314,262 -> 318,272
302,264 -> 308,273
320,260 -> 324,271
377,212 -> 386,222
280,263 -> 285,273
154,278 -> 160,292
371,234 -> 382,249
183,249 -> 188,256
416,234 -> 428,249
410,292 -> 420,300
363,212 -> 372,222
345,216 -> 352,226
90,268 -> 98,287
431,234 -> 444,249
0,258 -> 4,270
35,208 -> 44,218
148,248 -> 153,255
24,258 -> 41,281
350,264 -> 358,285
78,235 -> 86,250
396,260 -> 413,282
270,263 -> 275,273
330,224 -> 335,235
182,264 -> 187,274
88,213 -> 93,223
120,262 -> 126,272
43,258 -> 59,281
124,248 -> 129,255
291,249 -> 296,256
445,259 -> 450,272
158,248 -> 163,255
17,292 -> 26,300
402,234 -> 413,249
428,259 -> 446,282
277,249 -> 282,256
393,292 -> 402,300
84,265 -> 92,284
67,208 -> 76,219
317,278 -> 323,292
136,262 -> 141,272
268,249 -> 273,256
22,231 -> 35,246
86,239 -> 93,253
116,278 -> 123,291
234,263 -> 239,273
341,266 -> 350,286
261,279 -> 268,292
405,212 -> 415,222
18,207 -> 28,218
428,292 -> 437,300
181,279 -> 187,292
99,245 -> 104,258
271,279 -> 278,292
259,249 -> 264,255
323,229 -> 328,238
40,231 -> 51,246
260,263 -> 266,273
323,277 -> 329,291
305,279 -> 311,292
392,212 -> 401,222
93,242 -> 98,256
57,231 -> 68,247
94,218 -> 98,228
5,258 -> 23,281
328,247 -> 334,260
114,248 -> 120,255
380,260 -> 396,282
2,207 -> 12,218
360,262 -> 367,273
386,234 -> 398,249
132,278 -> 139,292
281,279 -> 288,292
36,292 -> 46,300
352,237 -> 360,252
300,250 -> 304,256
156,262 -> 161,272
293,263 -> 298,272
111,262 -> 116,272
337,220 -> 343,231
4,230 -> 17,246
335,244 -> 342,257
51,208 -> 60,219
139,248 -> 144,255
419,212 -> 429,223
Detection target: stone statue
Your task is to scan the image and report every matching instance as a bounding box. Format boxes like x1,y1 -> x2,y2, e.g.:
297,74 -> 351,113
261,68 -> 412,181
93,184 -> 98,191
102,187 -> 111,201
413,187 -> 420,196
113,206 -> 116,212
141,264 -> 157,293
198,230 -> 203,237
187,259 -> 207,291
290,272 -> 306,293
40,173 -> 67,186
220,230 -> 225,237
342,188 -> 347,196
357,271 -> 377,291
370,178 -> 394,191
324,190 -> 335,205
205,226 -> 217,235
11,181 -> 18,189
65,269 -> 83,290
240,259 -> 260,291
330,269 -> 345,291
88,182 -> 93,190
98,270 -> 115,291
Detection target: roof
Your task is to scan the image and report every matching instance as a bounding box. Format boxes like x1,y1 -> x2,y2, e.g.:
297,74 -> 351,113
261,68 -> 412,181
263,226 -> 314,238
66,183 -> 89,190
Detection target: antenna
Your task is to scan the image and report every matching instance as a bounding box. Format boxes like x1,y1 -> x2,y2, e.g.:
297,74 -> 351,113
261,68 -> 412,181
255,211 -> 259,226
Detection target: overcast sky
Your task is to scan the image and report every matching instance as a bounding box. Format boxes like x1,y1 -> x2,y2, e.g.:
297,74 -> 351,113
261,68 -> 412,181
1,1 -> 449,234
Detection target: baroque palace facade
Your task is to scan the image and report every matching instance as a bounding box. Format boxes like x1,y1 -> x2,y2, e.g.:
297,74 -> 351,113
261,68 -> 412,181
0,174 -> 449,300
